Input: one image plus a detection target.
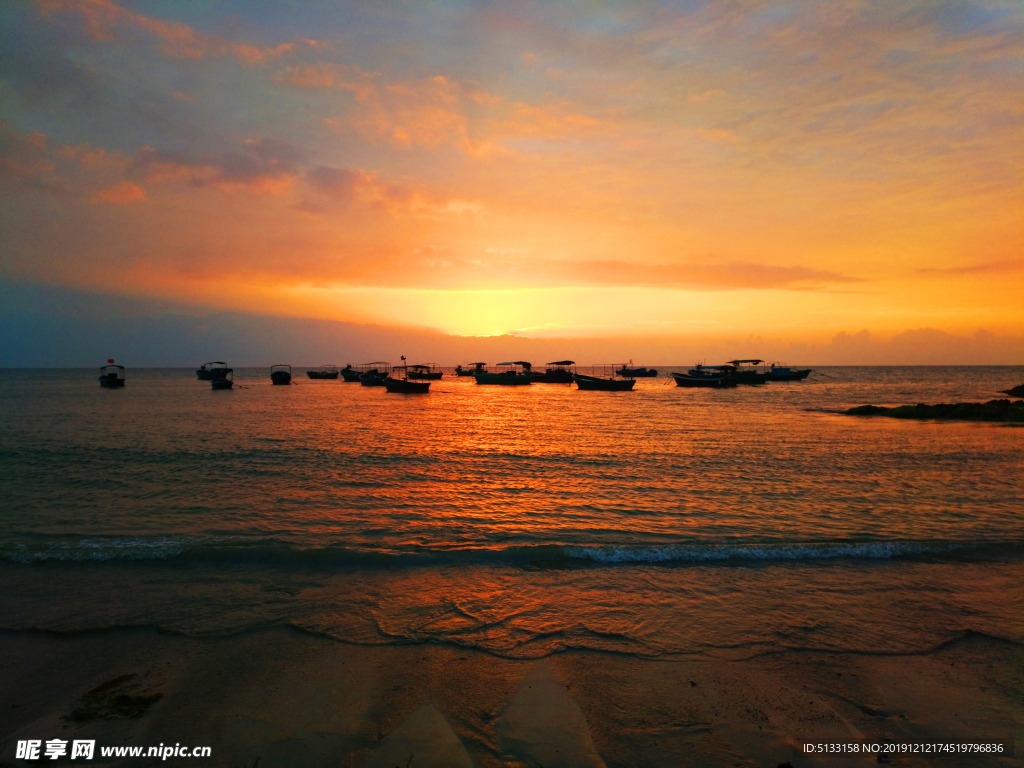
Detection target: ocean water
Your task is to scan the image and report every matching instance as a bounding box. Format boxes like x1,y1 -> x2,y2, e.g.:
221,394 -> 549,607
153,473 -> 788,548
1,366 -> 1022,659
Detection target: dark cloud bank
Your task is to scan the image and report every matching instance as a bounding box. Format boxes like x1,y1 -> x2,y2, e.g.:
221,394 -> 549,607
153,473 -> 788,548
1,282 -> 1021,367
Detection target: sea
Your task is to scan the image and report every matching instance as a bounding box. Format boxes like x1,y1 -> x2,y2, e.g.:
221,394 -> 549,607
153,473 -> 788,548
1,367 -> 1022,660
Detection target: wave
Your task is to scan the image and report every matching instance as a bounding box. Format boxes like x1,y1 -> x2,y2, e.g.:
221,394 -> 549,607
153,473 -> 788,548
2,535 -> 1021,567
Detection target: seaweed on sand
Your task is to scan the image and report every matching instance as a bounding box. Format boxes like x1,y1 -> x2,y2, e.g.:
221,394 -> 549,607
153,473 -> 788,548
66,673 -> 164,722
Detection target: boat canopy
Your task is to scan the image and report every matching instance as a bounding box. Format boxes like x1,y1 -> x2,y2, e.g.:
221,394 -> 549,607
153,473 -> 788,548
100,364 -> 125,372
727,359 -> 763,365
496,361 -> 532,368
547,360 -> 575,366
410,364 -> 437,370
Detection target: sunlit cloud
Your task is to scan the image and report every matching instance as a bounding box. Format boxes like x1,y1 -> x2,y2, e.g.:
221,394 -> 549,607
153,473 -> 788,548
918,260 -> 1024,277
37,0 -> 308,64
92,179 -> 145,204
1,0 -> 1021,345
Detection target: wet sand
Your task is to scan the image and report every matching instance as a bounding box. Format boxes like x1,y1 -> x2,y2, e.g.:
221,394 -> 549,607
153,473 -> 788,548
1,628 -> 1021,767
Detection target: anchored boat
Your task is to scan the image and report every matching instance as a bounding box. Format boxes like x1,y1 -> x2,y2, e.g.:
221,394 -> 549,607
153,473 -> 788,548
306,365 -> 339,379
99,362 -> 125,388
340,364 -> 361,382
454,362 -> 487,377
211,370 -> 234,389
533,361 -> 576,383
474,361 -> 533,385
574,364 -> 635,391
385,357 -> 431,393
358,362 -> 391,386
407,364 -> 443,380
616,361 -> 658,377
726,359 -> 769,385
670,364 -> 738,388
765,362 -> 812,381
270,364 -> 292,385
197,361 -> 232,380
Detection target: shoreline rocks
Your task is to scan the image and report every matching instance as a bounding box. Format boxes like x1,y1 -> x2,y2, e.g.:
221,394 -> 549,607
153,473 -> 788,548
846,400 -> 1024,423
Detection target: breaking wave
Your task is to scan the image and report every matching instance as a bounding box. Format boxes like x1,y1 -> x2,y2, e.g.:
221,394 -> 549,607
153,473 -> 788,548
2,535 -> 1020,567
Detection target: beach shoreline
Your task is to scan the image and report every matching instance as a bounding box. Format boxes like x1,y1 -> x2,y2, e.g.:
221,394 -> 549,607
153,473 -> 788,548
2,626 -> 1021,767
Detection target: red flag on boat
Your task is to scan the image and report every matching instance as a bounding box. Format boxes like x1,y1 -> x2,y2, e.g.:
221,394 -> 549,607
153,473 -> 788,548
107,359 -> 114,364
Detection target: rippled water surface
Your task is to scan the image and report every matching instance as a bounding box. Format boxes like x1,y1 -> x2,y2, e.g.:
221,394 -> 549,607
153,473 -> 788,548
1,367 -> 1022,657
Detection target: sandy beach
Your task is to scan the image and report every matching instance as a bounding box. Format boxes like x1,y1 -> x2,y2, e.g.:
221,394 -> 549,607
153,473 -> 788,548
1,627 -> 1021,767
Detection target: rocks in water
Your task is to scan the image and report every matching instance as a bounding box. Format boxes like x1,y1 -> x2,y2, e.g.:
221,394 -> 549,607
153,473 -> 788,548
1000,383 -> 1024,397
845,400 -> 1024,423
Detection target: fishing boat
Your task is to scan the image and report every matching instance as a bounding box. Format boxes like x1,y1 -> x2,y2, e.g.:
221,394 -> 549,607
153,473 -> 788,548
474,361 -> 533,385
385,357 -> 431,393
725,360 -> 769,385
765,362 -> 812,381
340,364 -> 361,382
358,362 -> 391,386
211,371 -> 234,390
616,361 -> 658,377
670,364 -> 738,388
196,361 -> 232,380
454,363 -> 487,377
407,364 -> 443,380
533,361 -> 576,383
574,364 -> 634,391
306,365 -> 339,380
99,362 -> 125,388
352,362 -> 391,386
270,364 -> 292,385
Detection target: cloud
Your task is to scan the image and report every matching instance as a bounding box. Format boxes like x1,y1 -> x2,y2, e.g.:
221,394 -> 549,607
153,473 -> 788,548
92,180 -> 146,203
688,89 -> 726,104
276,251 -> 863,292
127,138 -> 304,194
304,164 -> 483,219
37,0 -> 299,64
0,7 -> 101,106
696,128 -> 739,143
544,260 -> 863,291
306,165 -> 362,201
917,260 -> 1024,277
289,66 -> 612,155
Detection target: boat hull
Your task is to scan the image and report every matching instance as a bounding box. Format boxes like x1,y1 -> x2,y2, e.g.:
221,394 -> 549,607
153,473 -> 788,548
533,370 -> 574,383
671,374 -> 736,388
735,372 -> 769,385
574,374 -> 635,391
384,378 -> 431,393
270,371 -> 292,385
474,372 -> 532,385
766,369 -> 812,381
340,370 -> 361,382
211,378 -> 233,390
617,368 -> 658,377
407,371 -> 443,380
99,376 -> 125,388
306,371 -> 339,379
359,374 -> 386,386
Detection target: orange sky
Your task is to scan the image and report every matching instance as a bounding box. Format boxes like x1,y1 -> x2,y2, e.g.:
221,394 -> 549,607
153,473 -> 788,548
1,0 -> 1021,343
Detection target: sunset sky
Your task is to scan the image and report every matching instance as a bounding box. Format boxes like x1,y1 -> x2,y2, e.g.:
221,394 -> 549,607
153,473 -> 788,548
1,0 -> 1021,345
